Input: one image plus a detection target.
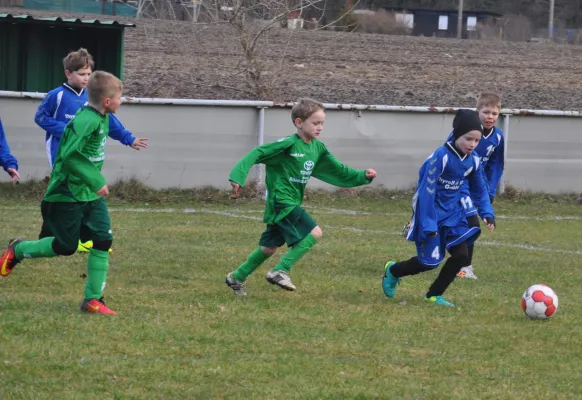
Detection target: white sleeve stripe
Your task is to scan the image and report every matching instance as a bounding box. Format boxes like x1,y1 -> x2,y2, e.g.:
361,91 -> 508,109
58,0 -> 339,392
45,136 -> 53,168
53,90 -> 64,119
474,155 -> 481,170
441,154 -> 448,174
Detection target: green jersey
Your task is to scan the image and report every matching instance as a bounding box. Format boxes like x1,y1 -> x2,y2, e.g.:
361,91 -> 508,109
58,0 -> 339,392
44,106 -> 109,203
229,134 -> 371,224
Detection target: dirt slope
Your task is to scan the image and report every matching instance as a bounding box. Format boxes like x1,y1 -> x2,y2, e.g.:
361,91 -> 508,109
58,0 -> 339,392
4,7 -> 582,109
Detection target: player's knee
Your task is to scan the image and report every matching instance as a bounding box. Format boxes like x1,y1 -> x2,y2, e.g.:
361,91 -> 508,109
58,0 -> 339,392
260,246 -> 277,256
450,248 -> 470,266
38,230 -> 51,240
310,226 -> 323,240
92,239 -> 113,252
52,240 -> 77,256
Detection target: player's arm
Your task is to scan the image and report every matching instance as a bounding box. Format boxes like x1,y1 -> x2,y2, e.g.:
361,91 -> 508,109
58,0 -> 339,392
108,114 -> 147,150
0,119 -> 19,182
311,150 -> 372,187
0,119 -> 18,171
415,154 -> 441,242
229,135 -> 298,187
469,158 -> 495,228
485,135 -> 505,199
34,91 -> 67,139
60,122 -> 106,193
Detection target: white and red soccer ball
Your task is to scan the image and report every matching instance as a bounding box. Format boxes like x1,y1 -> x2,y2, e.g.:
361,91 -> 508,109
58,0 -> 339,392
521,284 -> 558,320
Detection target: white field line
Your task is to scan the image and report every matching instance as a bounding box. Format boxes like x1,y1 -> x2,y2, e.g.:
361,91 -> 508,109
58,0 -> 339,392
307,207 -> 582,222
324,225 -> 582,256
2,205 -> 581,221
191,207 -> 582,222
1,206 -> 581,255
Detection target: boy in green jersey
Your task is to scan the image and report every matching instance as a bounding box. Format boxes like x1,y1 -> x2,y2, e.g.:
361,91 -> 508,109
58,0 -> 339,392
0,71 -> 129,315
226,98 -> 377,296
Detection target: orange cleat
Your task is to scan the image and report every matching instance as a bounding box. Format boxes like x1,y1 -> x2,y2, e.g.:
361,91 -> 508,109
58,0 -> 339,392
80,297 -> 117,315
0,238 -> 22,278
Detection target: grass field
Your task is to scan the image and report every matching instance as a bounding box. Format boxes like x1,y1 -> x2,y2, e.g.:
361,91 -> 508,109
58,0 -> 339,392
0,186 -> 581,399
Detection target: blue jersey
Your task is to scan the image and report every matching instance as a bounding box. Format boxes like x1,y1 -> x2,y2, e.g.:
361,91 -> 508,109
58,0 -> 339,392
447,126 -> 505,198
406,142 -> 495,244
0,117 -> 18,173
34,83 -> 135,166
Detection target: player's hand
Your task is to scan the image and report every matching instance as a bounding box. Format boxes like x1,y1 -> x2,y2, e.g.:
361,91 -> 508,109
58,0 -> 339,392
131,138 -> 149,150
365,169 -> 377,180
484,217 -> 496,232
230,181 -> 241,199
7,168 -> 19,183
97,184 -> 110,197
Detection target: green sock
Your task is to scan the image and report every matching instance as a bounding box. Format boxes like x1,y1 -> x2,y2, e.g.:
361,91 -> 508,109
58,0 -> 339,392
273,234 -> 318,273
14,237 -> 57,259
233,247 -> 271,281
84,248 -> 109,300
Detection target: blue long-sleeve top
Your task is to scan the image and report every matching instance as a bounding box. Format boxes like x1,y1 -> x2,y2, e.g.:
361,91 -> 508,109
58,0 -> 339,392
446,126 -> 505,198
34,83 -> 135,165
406,142 -> 495,243
0,118 -> 18,173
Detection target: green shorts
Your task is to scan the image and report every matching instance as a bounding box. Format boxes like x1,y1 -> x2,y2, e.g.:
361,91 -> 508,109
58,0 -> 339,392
40,198 -> 112,249
259,206 -> 317,248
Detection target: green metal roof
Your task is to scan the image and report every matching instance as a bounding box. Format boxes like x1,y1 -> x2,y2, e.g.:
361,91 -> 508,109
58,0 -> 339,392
0,14 -> 135,27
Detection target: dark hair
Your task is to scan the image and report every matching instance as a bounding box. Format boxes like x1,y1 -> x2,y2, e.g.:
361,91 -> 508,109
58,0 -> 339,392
63,48 -> 95,72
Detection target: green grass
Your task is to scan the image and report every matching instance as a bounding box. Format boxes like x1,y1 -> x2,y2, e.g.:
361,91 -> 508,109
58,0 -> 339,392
0,186 -> 581,399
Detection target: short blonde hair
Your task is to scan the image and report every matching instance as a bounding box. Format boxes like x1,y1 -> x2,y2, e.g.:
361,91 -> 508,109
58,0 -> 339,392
63,48 -> 94,72
476,93 -> 501,110
87,71 -> 123,106
291,98 -> 325,122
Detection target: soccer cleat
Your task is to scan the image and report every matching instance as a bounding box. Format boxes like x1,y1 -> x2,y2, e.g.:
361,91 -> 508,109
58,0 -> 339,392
80,297 -> 117,315
401,221 -> 412,238
0,238 -> 23,278
424,295 -> 455,308
225,272 -> 247,296
266,270 -> 296,291
382,261 -> 400,298
77,240 -> 92,253
457,265 -> 478,280
77,240 -> 112,254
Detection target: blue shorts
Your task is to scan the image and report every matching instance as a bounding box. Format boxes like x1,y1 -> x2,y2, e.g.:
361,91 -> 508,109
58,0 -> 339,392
416,223 -> 480,268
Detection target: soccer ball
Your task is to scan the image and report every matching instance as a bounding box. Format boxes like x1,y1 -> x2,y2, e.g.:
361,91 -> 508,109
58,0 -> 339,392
521,284 -> 558,320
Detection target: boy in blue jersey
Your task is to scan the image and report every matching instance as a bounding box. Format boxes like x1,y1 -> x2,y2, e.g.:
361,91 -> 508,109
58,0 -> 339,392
0,117 -> 19,183
454,93 -> 504,279
35,48 -> 148,251
383,109 -> 496,308
35,48 -> 148,167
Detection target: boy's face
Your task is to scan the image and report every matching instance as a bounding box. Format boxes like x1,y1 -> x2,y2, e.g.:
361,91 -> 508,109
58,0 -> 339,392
478,105 -> 500,130
65,66 -> 92,89
295,109 -> 326,141
103,90 -> 123,114
455,130 -> 482,154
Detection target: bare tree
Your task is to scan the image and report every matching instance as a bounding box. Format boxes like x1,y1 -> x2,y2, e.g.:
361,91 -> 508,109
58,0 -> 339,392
129,0 -> 358,98
193,0 -> 357,98
134,0 -> 178,20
